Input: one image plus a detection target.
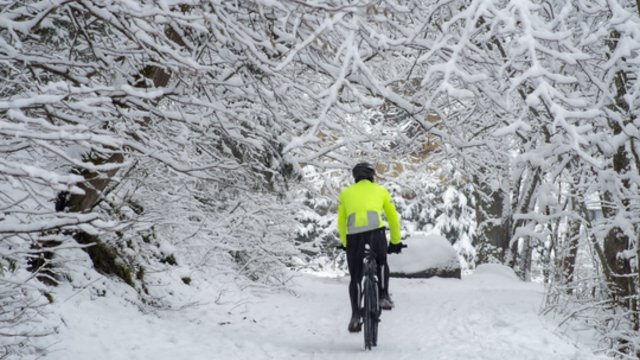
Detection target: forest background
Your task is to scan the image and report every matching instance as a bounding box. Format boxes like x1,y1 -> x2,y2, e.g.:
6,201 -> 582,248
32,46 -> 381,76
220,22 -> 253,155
1,0 -> 639,358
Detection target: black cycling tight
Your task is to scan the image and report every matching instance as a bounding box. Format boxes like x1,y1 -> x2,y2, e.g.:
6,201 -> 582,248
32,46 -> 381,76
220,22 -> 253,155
346,228 -> 389,318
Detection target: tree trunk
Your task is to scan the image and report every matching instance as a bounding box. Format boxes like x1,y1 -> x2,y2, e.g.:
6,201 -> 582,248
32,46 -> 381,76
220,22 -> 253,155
473,176 -> 511,264
599,28 -> 637,318
600,143 -> 633,310
520,237 -> 532,281
560,218 -> 580,293
508,167 -> 542,277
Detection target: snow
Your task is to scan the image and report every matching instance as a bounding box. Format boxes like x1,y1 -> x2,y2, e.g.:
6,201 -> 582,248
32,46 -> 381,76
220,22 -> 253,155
38,267 -> 607,360
387,233 -> 460,274
472,263 -> 521,282
3,0 -> 638,357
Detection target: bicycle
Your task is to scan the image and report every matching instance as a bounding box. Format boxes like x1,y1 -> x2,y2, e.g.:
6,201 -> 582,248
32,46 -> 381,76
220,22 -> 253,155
338,242 -> 407,350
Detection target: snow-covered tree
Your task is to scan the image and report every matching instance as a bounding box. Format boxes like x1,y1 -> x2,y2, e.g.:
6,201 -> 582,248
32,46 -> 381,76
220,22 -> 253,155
0,0 -> 351,355
3,0 -> 640,357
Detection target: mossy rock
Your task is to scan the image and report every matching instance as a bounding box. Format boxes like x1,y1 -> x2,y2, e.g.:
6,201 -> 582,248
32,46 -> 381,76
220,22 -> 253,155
75,233 -> 135,287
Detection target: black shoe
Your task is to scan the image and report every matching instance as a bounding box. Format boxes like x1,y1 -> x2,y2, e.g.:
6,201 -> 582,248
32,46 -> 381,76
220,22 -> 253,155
348,317 -> 361,333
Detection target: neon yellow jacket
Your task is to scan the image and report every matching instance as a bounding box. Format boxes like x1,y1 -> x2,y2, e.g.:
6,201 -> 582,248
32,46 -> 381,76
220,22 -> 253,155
337,180 -> 401,247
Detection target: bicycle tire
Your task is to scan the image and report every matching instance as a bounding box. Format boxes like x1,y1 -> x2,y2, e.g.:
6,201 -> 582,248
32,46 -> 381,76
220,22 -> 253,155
363,276 -> 379,350
370,278 -> 379,347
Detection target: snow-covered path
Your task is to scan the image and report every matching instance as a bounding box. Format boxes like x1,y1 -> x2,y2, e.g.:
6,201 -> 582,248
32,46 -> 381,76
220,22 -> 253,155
44,265 -> 606,360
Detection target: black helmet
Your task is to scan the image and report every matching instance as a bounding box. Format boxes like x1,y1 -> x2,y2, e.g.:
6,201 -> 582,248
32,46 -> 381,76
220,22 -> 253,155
352,162 -> 375,182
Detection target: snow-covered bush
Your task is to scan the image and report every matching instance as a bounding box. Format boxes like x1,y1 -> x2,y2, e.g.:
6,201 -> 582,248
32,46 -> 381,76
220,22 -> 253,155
434,185 -> 476,270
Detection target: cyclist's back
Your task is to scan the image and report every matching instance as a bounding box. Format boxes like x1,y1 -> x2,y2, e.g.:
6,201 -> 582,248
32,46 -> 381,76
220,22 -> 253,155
337,162 -> 403,333
339,180 -> 398,237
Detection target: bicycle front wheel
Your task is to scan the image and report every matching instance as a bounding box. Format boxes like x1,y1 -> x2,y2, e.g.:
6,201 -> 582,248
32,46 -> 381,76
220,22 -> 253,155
363,276 -> 379,350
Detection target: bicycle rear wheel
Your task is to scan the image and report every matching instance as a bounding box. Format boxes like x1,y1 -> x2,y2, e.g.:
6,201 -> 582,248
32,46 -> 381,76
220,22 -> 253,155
363,276 -> 379,350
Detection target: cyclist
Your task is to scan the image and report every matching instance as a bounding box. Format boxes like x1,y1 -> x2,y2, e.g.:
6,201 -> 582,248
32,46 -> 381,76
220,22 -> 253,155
338,162 -> 403,333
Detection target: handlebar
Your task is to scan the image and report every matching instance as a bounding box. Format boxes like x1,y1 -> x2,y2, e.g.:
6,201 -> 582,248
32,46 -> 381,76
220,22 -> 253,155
335,243 -> 408,251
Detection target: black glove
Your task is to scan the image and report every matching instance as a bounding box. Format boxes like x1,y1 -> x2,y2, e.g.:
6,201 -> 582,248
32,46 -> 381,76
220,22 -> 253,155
388,242 -> 405,254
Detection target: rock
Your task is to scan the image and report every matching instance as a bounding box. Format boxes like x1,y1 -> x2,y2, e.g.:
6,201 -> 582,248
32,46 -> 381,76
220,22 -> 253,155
471,263 -> 520,281
387,233 -> 461,279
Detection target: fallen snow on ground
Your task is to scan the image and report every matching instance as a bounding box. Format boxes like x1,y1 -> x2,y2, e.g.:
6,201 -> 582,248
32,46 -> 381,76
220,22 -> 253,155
40,265 -> 609,360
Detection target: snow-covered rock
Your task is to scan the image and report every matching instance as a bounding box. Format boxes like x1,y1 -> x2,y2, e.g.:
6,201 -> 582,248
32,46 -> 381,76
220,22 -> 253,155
388,233 -> 461,279
471,263 -> 520,281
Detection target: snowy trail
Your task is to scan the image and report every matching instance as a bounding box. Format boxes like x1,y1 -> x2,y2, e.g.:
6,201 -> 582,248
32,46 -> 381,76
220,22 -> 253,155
239,269 -> 599,360
44,266 -> 606,360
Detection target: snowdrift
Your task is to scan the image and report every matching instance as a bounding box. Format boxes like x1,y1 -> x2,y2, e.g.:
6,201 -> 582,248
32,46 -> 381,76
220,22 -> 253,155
387,233 -> 461,279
